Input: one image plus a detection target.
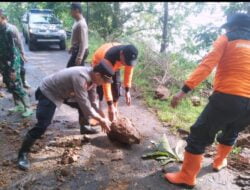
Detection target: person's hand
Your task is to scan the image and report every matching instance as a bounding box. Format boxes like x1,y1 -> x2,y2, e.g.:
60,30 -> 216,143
21,54 -> 28,63
125,91 -> 131,106
171,91 -> 186,108
10,71 -> 16,81
108,105 -> 117,122
76,58 -> 82,66
99,118 -> 111,133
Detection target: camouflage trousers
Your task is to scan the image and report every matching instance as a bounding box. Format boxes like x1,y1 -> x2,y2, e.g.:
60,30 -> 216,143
0,55 -> 27,105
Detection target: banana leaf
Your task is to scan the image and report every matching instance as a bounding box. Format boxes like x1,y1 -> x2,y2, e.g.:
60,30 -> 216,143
155,156 -> 169,160
141,151 -> 170,159
159,158 -> 176,166
174,139 -> 185,161
156,134 -> 177,159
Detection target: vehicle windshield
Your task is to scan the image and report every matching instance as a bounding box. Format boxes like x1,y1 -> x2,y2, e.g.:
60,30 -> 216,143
29,14 -> 60,24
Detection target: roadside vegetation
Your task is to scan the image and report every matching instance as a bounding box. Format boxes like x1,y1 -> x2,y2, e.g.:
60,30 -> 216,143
0,2 -> 248,132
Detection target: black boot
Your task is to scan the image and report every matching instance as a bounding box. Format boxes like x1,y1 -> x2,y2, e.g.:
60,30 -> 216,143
18,134 -> 36,170
80,125 -> 99,134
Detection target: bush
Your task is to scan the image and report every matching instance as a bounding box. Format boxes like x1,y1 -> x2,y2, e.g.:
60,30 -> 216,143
127,39 -> 213,131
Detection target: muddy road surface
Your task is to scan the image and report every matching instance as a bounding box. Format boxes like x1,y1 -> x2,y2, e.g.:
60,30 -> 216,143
0,38 -> 245,190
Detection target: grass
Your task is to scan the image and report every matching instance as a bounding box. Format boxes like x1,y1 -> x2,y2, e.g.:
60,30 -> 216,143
131,41 -> 211,132
231,146 -> 242,155
66,30 -> 104,65
80,32 -> 210,132
136,83 -> 207,132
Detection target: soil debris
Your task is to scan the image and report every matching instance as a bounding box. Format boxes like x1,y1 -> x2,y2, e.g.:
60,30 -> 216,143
60,148 -> 79,165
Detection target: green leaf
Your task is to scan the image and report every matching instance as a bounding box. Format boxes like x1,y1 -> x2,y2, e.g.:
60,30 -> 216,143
141,151 -> 170,160
156,134 -> 177,159
155,156 -> 169,160
174,140 -> 185,161
159,158 -> 175,166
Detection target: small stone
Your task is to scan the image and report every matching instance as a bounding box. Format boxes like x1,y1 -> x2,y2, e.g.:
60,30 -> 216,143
60,168 -> 70,177
2,160 -> 11,167
82,135 -> 91,143
191,96 -> 201,106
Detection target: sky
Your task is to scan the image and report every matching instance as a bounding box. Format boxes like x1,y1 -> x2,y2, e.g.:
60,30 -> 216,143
174,2 -> 229,60
123,2 -> 230,60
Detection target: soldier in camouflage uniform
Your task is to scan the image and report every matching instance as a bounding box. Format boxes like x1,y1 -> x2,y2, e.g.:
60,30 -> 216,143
0,9 -> 33,117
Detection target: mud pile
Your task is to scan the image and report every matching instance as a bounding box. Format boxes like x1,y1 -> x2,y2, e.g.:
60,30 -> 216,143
60,148 -> 79,165
107,117 -> 141,145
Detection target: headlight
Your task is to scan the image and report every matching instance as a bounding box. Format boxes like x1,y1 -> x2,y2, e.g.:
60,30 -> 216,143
29,28 -> 39,34
58,29 -> 65,34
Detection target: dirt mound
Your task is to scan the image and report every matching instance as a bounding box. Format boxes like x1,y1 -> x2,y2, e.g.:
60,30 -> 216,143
48,136 -> 89,148
60,148 -> 79,165
107,117 -> 141,145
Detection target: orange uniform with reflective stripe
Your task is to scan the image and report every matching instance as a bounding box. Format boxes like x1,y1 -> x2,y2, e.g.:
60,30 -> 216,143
92,43 -> 134,102
185,34 -> 250,98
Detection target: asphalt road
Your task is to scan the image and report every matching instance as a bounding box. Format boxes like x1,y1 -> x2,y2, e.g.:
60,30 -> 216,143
0,35 -> 242,190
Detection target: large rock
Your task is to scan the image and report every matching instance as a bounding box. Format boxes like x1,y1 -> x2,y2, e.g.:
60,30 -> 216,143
154,85 -> 170,100
107,117 -> 141,145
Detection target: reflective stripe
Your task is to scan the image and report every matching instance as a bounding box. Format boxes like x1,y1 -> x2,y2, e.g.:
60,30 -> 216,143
37,39 -> 60,42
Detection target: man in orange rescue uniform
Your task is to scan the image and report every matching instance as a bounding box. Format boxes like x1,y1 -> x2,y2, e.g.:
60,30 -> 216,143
165,13 -> 250,188
92,43 -> 138,121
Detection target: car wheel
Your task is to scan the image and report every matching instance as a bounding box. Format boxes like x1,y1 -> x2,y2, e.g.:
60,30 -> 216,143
59,40 -> 66,50
29,40 -> 36,51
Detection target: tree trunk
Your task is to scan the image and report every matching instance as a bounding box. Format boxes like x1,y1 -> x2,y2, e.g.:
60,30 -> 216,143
160,2 -> 168,53
112,2 -> 120,29
86,2 -> 89,25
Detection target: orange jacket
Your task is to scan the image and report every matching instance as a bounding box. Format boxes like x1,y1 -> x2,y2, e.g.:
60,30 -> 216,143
92,42 -> 134,102
184,34 -> 250,98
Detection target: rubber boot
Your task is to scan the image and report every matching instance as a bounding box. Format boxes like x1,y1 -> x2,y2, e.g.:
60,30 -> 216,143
8,102 -> 25,113
18,133 -> 37,170
165,151 -> 203,188
213,144 -> 233,172
22,108 -> 34,118
20,95 -> 34,117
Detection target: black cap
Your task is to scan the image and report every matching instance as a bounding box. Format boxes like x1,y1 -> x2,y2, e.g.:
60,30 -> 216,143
122,44 -> 138,66
93,60 -> 114,83
221,13 -> 250,29
71,2 -> 82,13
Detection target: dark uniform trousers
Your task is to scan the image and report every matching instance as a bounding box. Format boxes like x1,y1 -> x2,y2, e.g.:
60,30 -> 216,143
66,47 -> 89,68
28,88 -> 56,139
186,92 -> 250,154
